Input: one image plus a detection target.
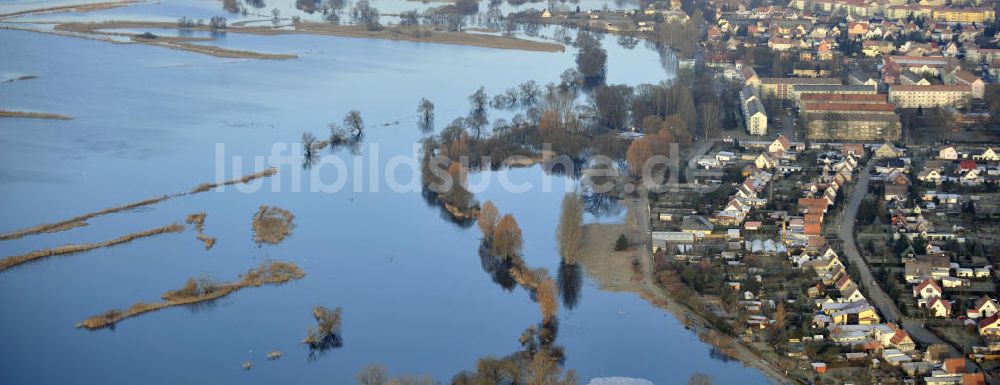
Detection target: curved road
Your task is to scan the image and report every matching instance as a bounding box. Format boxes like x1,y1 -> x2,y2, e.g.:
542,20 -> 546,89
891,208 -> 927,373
838,161 -> 902,323
839,161 -> 956,354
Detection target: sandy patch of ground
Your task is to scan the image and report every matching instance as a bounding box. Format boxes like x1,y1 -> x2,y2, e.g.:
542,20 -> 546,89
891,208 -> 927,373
575,223 -> 642,293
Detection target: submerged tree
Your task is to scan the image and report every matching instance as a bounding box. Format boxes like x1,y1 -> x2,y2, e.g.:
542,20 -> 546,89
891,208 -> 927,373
344,110 -> 365,137
556,192 -> 584,265
492,214 -> 523,258
418,98 -> 434,123
351,0 -> 381,30
303,306 -> 344,353
575,31 -> 607,81
302,132 -> 318,158
221,0 -> 239,13
537,277 -> 559,323
469,86 -> 488,113
478,200 -> 500,241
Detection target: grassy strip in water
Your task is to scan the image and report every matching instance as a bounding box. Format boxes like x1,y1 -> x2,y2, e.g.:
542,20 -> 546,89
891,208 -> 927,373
191,167 -> 277,193
0,168 -> 277,242
0,223 -> 185,272
76,261 -> 305,330
0,195 -> 172,241
0,109 -> 72,120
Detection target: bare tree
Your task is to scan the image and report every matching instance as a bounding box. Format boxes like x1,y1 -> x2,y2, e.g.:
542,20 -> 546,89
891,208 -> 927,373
518,80 -> 541,105
469,86 -> 488,113
209,16 -> 227,30
302,132 -> 318,157
478,200 -> 500,240
557,192 -> 584,265
575,31 -> 607,81
351,0 -> 381,30
344,110 -> 364,136
492,214 -> 523,258
538,277 -> 559,323
329,122 -> 348,143
271,8 -> 281,25
221,0 -> 239,13
418,98 -> 434,123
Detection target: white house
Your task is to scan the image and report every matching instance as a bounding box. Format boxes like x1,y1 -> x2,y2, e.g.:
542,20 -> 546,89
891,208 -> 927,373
938,146 -> 958,160
975,296 -> 999,318
973,147 -> 1000,161
913,278 -> 943,300
927,297 -> 952,318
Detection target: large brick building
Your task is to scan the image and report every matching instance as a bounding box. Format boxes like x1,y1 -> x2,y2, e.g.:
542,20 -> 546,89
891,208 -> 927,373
803,93 -> 901,141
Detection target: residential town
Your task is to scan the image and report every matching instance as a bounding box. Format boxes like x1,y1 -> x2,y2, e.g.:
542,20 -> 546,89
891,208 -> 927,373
654,133 -> 1000,383
620,0 -> 1000,383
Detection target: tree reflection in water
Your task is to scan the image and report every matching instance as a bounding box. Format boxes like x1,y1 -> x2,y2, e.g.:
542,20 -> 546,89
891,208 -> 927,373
557,261 -> 582,310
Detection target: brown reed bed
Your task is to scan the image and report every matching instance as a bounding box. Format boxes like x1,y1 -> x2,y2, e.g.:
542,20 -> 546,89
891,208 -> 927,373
0,195 -> 171,241
76,261 -> 305,330
185,213 -> 206,232
0,223 -> 185,273
252,206 -> 295,245
186,212 -> 216,249
191,168 -> 277,193
196,234 -> 216,250
0,109 -> 72,120
0,168 -> 277,242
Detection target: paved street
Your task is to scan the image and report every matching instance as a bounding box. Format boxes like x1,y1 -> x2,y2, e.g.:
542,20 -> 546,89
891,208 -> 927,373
839,161 -> 958,356
838,161 -> 901,323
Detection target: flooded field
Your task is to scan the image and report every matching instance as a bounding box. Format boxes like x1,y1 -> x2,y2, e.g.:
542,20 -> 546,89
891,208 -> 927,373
0,1 -> 771,384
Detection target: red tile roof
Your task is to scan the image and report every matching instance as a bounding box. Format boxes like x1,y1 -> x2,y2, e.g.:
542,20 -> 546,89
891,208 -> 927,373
915,278 -> 942,295
804,103 -> 896,113
963,373 -> 986,385
800,93 -> 887,103
776,135 -> 790,149
943,357 -> 967,374
980,313 -> 1000,329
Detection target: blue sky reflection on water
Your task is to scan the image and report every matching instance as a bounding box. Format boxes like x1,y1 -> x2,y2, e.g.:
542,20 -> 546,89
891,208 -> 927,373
0,6 -> 770,384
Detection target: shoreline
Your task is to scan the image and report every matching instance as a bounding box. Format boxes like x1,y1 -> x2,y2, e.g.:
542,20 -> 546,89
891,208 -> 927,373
629,185 -> 793,384
576,212 -> 791,383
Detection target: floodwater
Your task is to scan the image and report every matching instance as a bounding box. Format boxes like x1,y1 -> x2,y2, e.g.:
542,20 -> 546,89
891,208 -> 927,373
0,2 -> 772,384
